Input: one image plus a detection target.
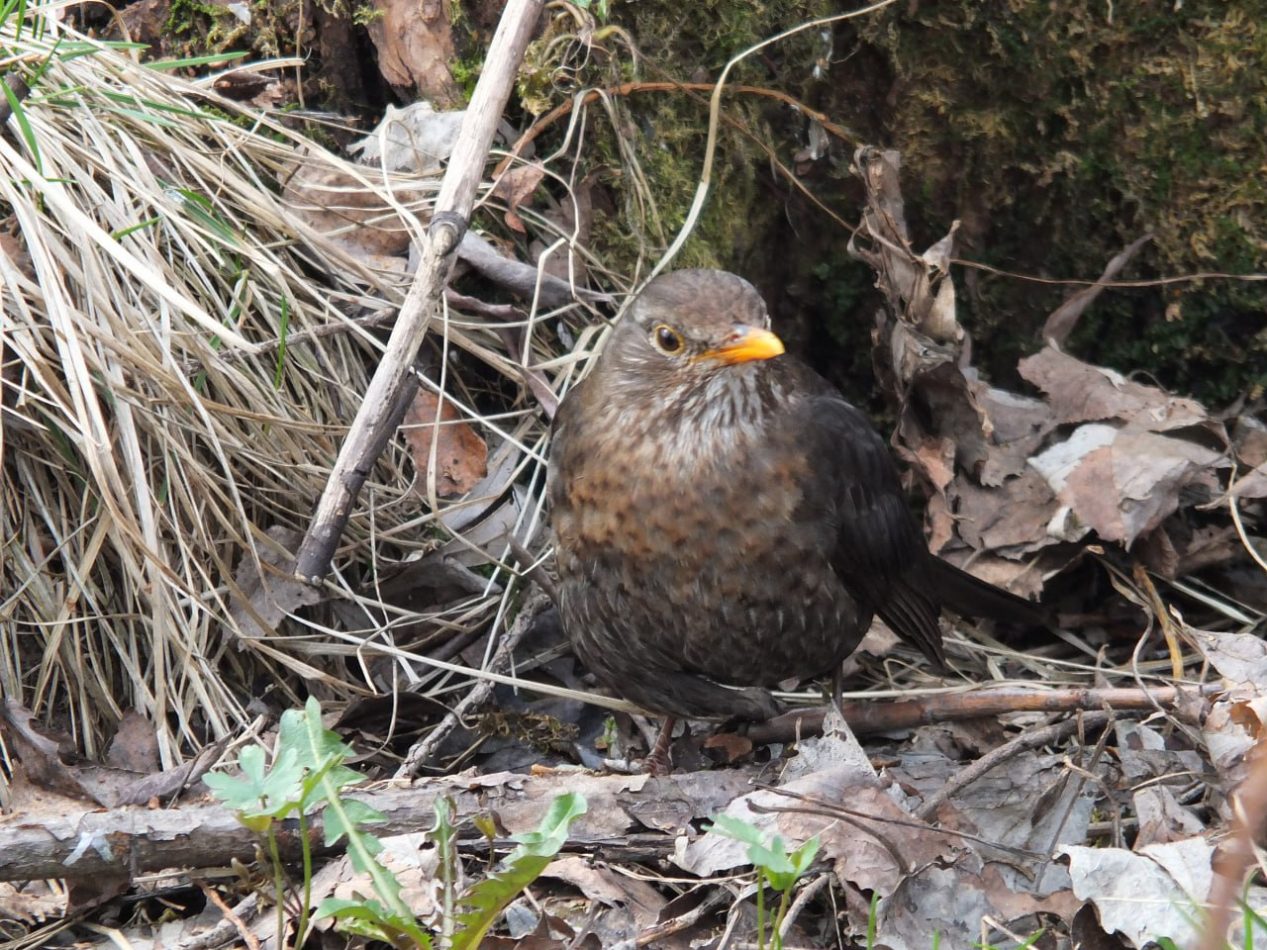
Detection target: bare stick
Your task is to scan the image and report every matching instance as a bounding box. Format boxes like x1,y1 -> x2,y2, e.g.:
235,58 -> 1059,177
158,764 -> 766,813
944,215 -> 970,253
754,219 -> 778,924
914,711 -> 1112,821
740,684 -> 1214,747
394,589 -> 551,778
294,0 -> 544,582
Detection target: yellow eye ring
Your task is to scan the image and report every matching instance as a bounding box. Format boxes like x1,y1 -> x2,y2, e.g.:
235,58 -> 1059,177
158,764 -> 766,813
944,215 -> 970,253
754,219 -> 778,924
652,323 -> 685,354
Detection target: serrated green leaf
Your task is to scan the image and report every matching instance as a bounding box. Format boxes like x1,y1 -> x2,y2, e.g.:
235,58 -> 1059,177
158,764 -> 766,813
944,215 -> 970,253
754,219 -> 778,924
316,897 -> 433,947
449,793 -> 587,950
322,799 -> 386,849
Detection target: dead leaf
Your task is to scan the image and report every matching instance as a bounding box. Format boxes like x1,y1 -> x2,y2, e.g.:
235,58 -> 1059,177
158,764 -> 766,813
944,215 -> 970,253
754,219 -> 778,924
877,863 -> 1078,950
493,163 -> 546,233
1,700 -> 222,808
1060,838 -> 1214,948
541,855 -> 665,930
105,710 -> 160,773
228,526 -> 325,639
332,832 -> 442,920
1232,415 -> 1267,469
403,390 -> 488,499
282,156 -> 431,264
350,102 -> 467,174
1029,424 -> 1226,547
1231,462 -> 1267,499
701,732 -> 754,765
972,381 -> 1058,485
1042,234 -> 1153,346
1189,630 -> 1267,687
1019,347 -> 1210,432
0,882 -> 64,925
676,763 -> 956,896
949,469 -> 1060,554
1116,721 -> 1205,848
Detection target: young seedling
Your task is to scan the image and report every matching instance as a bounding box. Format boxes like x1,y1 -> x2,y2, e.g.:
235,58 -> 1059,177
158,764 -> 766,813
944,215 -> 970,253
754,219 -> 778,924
709,813 -> 821,950
207,698 -> 587,949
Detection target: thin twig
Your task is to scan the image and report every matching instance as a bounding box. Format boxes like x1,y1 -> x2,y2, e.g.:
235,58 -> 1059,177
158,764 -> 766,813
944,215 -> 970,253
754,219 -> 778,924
914,711 -> 1112,820
395,588 -> 552,777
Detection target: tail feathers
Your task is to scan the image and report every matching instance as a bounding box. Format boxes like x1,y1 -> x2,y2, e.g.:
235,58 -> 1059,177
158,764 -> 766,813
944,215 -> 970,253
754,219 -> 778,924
926,556 -> 1049,627
877,584 -> 947,671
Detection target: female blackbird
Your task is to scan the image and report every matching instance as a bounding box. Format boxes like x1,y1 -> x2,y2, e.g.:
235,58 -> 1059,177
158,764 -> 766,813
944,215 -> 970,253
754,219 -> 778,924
549,269 -> 1041,728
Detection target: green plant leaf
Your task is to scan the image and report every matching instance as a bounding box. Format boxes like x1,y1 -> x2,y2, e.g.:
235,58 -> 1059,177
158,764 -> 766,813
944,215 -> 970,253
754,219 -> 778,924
316,897 -> 433,948
449,792 -> 587,950
708,813 -> 766,846
708,814 -> 820,890
276,697 -> 363,809
324,800 -> 388,854
204,743 -> 304,820
1,77 -> 42,176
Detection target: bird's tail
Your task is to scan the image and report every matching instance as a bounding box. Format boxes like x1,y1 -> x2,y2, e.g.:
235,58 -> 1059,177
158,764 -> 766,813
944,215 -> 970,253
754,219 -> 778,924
926,556 -> 1050,627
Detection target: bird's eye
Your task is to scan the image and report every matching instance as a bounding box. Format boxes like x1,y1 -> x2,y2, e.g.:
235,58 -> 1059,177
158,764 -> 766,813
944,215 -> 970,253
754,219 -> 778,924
652,324 -> 685,354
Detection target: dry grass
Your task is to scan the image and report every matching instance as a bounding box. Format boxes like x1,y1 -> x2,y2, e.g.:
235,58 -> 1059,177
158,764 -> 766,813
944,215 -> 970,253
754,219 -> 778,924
0,6 -> 627,765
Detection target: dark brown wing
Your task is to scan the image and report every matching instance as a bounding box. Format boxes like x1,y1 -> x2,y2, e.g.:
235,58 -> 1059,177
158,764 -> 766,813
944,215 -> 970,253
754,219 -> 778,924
786,381 -> 946,668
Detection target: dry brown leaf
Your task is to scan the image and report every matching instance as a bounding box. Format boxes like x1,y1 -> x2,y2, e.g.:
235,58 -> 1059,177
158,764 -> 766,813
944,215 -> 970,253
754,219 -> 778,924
104,710 -> 160,773
676,763 -> 956,896
1060,838 -> 1214,948
1019,346 -> 1210,432
229,526 -> 325,639
948,469 -> 1060,554
1189,629 -> 1267,687
403,390 -> 488,498
972,382 -> 1057,485
541,855 -> 665,930
1116,721 -> 1205,848
1029,425 -> 1226,546
0,882 -> 64,926
878,863 -> 1078,950
701,732 -> 755,765
1,700 -> 223,809
493,163 -> 546,233
1231,462 -> 1267,498
350,102 -> 466,173
282,159 -> 429,264
332,833 -> 443,920
1042,234 -> 1153,346
1232,415 -> 1267,468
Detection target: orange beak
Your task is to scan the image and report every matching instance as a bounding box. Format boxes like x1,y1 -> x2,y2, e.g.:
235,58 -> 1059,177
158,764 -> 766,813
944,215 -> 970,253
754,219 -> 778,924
698,326 -> 786,366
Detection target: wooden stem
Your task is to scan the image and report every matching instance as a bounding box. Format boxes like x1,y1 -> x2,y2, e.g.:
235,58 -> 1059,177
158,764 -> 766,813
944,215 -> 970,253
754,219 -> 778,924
294,0 -> 544,583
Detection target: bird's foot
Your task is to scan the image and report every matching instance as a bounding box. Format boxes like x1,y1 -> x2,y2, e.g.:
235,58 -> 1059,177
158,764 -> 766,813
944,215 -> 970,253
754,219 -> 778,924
644,716 -> 676,776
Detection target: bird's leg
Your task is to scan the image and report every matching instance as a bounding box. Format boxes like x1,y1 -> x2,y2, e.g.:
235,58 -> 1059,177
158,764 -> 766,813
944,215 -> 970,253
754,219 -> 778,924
831,667 -> 846,719
645,717 -> 676,776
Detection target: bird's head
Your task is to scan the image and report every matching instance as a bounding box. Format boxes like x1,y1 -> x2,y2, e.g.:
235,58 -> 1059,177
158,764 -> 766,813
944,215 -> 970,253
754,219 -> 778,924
598,270 -> 786,408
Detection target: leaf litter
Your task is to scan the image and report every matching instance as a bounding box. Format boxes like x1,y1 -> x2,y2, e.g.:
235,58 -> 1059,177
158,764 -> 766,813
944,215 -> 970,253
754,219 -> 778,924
0,6 -> 1265,950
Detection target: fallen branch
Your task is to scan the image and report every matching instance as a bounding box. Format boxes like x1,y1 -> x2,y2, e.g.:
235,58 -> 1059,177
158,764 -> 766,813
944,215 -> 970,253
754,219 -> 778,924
0,768 -> 755,882
741,684 -> 1214,746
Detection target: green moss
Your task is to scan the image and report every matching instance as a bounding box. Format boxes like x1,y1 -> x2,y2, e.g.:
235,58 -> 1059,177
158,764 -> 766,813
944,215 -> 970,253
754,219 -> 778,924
529,0 -> 836,271
827,0 -> 1267,401
165,0 -> 250,52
